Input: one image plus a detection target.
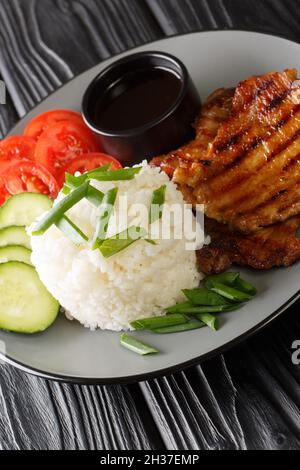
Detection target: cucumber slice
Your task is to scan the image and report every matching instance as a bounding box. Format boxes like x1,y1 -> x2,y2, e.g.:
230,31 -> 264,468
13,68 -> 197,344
0,226 -> 31,249
0,262 -> 59,333
0,245 -> 32,266
0,193 -> 53,229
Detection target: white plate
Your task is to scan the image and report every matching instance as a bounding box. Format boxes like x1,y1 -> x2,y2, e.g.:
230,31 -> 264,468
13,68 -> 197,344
1,30 -> 300,384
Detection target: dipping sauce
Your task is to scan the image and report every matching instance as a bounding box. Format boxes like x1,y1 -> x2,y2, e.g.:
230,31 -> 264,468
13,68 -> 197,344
82,51 -> 201,165
94,68 -> 182,131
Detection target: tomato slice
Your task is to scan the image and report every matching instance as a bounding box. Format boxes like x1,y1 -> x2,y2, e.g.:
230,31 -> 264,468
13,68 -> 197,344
4,160 -> 60,200
0,176 -> 11,206
64,152 -> 122,176
0,136 -> 36,162
0,161 -> 21,206
34,120 -> 101,184
24,109 -> 84,140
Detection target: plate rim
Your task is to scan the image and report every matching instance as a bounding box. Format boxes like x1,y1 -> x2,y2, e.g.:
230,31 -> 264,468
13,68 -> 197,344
5,26 -> 300,138
2,28 -> 300,384
2,289 -> 300,384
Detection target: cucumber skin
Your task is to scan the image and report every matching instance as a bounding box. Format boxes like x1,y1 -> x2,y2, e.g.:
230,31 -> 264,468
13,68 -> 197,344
0,261 -> 60,334
0,245 -> 32,266
0,226 -> 31,250
0,193 -> 53,229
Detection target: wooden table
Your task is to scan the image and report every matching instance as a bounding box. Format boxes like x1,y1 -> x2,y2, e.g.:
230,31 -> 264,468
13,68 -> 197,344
0,0 -> 300,450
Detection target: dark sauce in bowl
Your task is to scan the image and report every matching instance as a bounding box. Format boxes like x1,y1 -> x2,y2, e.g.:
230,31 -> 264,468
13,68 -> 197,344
82,51 -> 201,165
95,68 -> 182,132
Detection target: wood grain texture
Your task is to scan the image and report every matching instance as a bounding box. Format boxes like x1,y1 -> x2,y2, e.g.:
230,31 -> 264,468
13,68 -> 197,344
0,0 -> 300,450
0,0 -> 162,116
141,305 -> 300,450
0,83 -> 18,138
146,0 -> 300,39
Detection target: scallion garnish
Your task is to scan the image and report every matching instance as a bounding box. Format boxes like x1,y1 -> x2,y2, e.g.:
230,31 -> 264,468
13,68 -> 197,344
92,187 -> 118,249
166,302 -> 239,314
62,184 -> 71,196
87,167 -> 141,182
130,313 -> 188,331
118,273 -> 257,355
195,313 -> 219,331
99,226 -> 147,258
31,182 -> 90,236
63,174 -> 105,207
209,282 -> 252,302
62,182 -> 104,207
233,277 -> 257,296
151,320 -> 205,334
205,272 -> 240,289
183,287 -> 231,306
65,172 -> 87,189
55,216 -> 88,245
149,185 -> 166,224
86,186 -> 104,207
86,163 -> 112,175
120,334 -> 159,355
65,164 -> 112,187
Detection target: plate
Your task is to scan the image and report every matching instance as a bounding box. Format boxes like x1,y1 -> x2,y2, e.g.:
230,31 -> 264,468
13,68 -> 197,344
1,30 -> 300,384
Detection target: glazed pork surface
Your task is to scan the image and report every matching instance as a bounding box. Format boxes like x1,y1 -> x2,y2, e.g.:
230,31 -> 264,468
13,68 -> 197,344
151,87 -> 234,203
152,69 -> 300,272
198,216 -> 300,274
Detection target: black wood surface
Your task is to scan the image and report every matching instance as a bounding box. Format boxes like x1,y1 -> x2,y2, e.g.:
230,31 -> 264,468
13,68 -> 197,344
0,0 -> 300,450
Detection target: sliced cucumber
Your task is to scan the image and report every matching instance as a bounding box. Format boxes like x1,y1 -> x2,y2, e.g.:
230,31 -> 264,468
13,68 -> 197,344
0,193 -> 53,229
0,226 -> 31,249
0,245 -> 32,266
0,262 -> 59,333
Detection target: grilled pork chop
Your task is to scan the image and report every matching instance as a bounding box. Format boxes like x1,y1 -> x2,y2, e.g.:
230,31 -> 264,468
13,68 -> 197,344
154,69 -> 300,233
198,216 -> 300,274
195,69 -> 300,233
151,87 -> 234,203
152,69 -> 300,272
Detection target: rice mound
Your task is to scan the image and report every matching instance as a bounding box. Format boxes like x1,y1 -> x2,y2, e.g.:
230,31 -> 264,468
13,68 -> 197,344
31,163 -> 203,331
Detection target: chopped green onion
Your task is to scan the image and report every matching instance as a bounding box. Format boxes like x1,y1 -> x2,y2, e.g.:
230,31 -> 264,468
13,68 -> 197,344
131,313 -> 188,331
55,216 -> 88,245
65,172 -> 87,189
99,226 -> 147,258
62,184 -> 71,195
209,282 -> 252,302
205,272 -> 240,289
65,164 -> 112,186
149,185 -> 166,224
120,334 -> 159,355
31,182 -> 90,236
62,182 -> 104,206
234,277 -> 257,296
183,287 -> 231,306
64,173 -> 105,207
195,313 -> 219,331
88,167 -> 141,181
86,186 -> 104,207
216,304 -> 242,313
165,301 -> 192,313
151,321 -> 205,334
86,163 -> 112,175
166,302 -> 239,314
92,188 -> 118,249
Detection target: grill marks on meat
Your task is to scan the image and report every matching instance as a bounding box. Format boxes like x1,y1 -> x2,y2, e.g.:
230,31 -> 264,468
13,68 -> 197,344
153,70 -> 300,234
151,87 -> 234,201
198,216 -> 300,274
194,69 -> 300,233
152,69 -> 300,272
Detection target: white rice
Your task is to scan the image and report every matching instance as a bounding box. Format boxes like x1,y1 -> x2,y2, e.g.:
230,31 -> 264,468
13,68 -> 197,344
30,162 -> 203,331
